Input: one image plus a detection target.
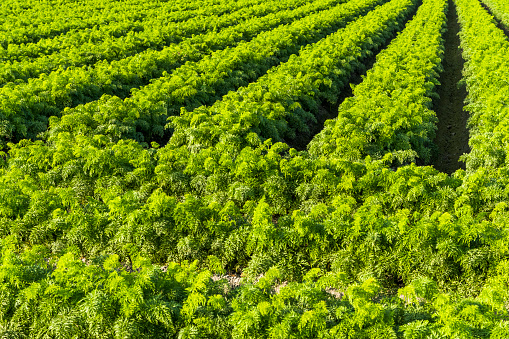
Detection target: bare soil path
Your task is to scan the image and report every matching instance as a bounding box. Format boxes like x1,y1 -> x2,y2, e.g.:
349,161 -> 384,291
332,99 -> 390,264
432,0 -> 469,174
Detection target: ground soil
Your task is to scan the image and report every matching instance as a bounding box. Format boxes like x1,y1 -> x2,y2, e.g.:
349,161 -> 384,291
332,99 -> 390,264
431,0 -> 470,174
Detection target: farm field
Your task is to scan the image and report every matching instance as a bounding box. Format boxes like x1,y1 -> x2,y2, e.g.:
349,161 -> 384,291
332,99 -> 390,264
1,0 -> 509,337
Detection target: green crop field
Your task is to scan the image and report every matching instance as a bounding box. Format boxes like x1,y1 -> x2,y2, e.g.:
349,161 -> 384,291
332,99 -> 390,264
1,0 -> 509,337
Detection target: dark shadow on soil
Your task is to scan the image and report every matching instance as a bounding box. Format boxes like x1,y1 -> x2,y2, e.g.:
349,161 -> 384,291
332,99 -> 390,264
431,0 -> 469,174
480,2 -> 509,38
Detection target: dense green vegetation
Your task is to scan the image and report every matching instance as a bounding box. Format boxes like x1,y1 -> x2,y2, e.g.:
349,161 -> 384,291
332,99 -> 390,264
0,0 -> 319,84
1,0 -> 509,337
481,0 -> 509,28
0,0 -> 347,145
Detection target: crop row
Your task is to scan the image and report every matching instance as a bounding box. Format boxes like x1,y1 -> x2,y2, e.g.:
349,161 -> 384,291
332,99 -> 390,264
0,0 -> 221,46
168,0 -> 415,149
2,243 -> 508,338
0,0 -> 293,84
0,0 -> 250,61
308,0 -> 447,165
455,0 -> 509,170
481,0 -> 509,29
0,0 -> 343,145
0,0 -> 417,269
48,0 -> 386,146
2,0 -> 509,337
2,1 -> 509,336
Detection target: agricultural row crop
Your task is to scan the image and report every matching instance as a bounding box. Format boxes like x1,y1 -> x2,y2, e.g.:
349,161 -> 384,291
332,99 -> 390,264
0,0 -> 314,84
0,0 -> 345,145
1,0 -> 509,337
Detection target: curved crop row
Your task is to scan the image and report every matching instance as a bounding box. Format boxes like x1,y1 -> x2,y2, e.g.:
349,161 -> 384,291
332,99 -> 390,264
455,0 -> 509,170
0,0 -> 343,146
0,0 -> 290,84
308,0 -> 447,165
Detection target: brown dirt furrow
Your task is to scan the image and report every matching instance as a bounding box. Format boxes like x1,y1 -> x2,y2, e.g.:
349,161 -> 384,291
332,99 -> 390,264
432,0 -> 469,174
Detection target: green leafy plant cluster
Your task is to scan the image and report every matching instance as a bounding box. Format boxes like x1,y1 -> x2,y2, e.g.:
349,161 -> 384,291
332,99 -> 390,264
1,0 -> 509,337
1,237 -> 509,338
0,0 -> 311,84
0,0 -> 344,146
0,0 -> 227,46
455,0 -> 509,171
308,0 -> 447,165
481,0 -> 509,29
0,0 -> 214,62
46,0 -> 387,147
0,237 -> 231,338
169,0 -> 415,149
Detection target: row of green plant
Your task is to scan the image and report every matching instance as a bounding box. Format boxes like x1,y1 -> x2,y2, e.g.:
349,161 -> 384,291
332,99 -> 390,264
0,0 -> 344,147
168,0 -> 415,151
481,0 -> 509,28
45,0 -> 387,147
0,0 -> 215,46
0,0 -> 411,274
1,0 -> 418,276
2,0 -> 509,336
308,0 -> 446,165
1,219 -> 509,338
0,0 -> 233,62
0,0 -> 300,85
455,0 -> 509,171
0,0 -> 418,272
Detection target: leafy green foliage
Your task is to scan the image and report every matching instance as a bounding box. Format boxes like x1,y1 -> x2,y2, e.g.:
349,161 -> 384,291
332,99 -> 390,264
481,0 -> 509,30
0,0 -> 344,146
0,0 -> 317,85
309,0 -> 447,165
1,0 -> 509,336
0,0 -> 216,46
455,0 -> 509,171
169,0 -> 415,150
